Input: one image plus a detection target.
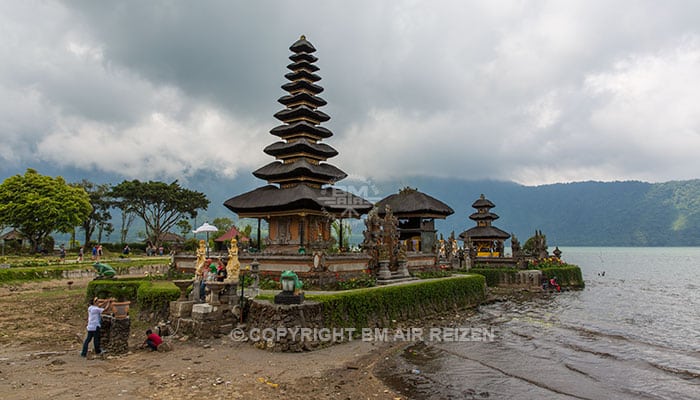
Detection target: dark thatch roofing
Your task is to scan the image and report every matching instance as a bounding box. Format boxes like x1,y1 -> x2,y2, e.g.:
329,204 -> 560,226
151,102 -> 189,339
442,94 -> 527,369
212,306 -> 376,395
274,105 -> 330,123
224,184 -> 373,216
270,121 -> 333,139
278,92 -> 326,108
289,53 -> 317,63
0,229 -> 24,240
375,188 -> 454,218
263,139 -> 338,159
286,61 -> 319,72
159,232 -> 185,243
284,70 -> 321,82
281,80 -> 324,95
469,212 -> 500,221
472,194 -> 496,209
290,36 -> 316,53
253,160 -> 347,182
459,226 -> 511,240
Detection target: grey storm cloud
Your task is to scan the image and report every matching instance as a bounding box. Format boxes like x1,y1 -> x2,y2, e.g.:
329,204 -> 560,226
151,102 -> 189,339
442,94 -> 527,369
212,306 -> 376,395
1,0 -> 700,185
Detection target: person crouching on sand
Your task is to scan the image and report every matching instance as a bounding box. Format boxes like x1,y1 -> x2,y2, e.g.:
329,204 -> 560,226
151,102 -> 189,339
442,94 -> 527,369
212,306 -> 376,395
140,329 -> 163,351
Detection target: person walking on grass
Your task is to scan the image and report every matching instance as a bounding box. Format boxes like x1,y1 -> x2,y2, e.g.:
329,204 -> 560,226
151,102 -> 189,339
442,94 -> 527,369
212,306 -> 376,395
80,297 -> 110,357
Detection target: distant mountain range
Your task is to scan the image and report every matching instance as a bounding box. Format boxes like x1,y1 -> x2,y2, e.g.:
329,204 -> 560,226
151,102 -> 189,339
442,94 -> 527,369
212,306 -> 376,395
201,175 -> 700,247
3,164 -> 700,246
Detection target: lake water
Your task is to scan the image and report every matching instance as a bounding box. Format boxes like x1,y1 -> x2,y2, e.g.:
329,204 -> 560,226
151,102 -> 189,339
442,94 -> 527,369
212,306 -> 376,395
379,247 -> 700,399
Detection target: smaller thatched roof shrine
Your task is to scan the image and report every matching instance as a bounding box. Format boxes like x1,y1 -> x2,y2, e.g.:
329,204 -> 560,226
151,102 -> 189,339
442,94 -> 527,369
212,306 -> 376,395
375,187 -> 454,219
373,187 -> 454,253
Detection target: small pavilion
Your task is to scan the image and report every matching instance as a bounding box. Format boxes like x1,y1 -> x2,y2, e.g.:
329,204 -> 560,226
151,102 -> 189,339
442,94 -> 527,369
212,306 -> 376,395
224,36 -> 372,255
374,187 -> 454,252
459,194 -> 511,257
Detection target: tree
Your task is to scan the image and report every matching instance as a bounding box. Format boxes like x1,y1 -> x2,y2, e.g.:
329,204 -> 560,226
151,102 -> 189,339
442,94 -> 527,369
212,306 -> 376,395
176,219 -> 192,238
73,180 -> 113,246
0,169 -> 92,253
117,208 -> 136,244
331,219 -> 352,250
240,223 -> 253,239
110,180 -> 209,247
212,217 -> 235,239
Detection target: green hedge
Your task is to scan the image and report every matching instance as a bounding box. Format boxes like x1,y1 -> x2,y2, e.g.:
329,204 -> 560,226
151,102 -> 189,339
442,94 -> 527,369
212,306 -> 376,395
0,266 -> 76,283
86,280 -> 143,302
137,281 -> 180,316
539,265 -> 585,288
0,258 -> 172,284
308,275 -> 486,329
469,267 -> 519,287
86,279 -> 180,322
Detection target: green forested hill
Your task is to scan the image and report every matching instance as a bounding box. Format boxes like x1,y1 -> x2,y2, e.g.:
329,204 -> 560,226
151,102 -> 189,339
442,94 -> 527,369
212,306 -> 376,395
365,178 -> 700,247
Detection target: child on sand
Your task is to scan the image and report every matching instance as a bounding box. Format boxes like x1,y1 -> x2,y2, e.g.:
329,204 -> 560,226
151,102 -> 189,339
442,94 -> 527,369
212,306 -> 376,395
140,329 -> 163,351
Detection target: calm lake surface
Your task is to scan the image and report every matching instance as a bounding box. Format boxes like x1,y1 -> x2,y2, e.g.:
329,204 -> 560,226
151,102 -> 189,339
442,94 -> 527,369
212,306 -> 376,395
379,247 -> 700,399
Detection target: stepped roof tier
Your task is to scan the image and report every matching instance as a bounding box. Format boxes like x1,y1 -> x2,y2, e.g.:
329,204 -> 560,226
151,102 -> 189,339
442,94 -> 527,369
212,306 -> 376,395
252,159 -> 347,185
270,121 -> 333,140
263,139 -> 338,160
375,187 -> 454,219
278,92 -> 327,108
224,35 -> 371,219
472,196 -> 496,209
286,61 -> 319,72
224,184 -> 370,218
459,225 -> 511,240
274,105 -> 330,123
469,211 -> 500,221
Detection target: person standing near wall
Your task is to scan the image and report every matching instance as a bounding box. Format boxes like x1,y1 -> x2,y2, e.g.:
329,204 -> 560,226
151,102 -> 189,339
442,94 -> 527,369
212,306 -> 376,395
80,297 -> 111,357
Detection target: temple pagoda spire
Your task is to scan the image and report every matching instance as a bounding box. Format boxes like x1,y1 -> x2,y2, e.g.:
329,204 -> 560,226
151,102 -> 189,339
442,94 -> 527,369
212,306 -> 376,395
254,35 -> 346,188
459,194 -> 511,257
224,36 -> 372,254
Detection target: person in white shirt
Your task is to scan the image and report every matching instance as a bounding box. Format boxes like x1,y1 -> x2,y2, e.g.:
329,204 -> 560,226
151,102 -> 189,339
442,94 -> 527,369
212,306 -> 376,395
80,297 -> 111,357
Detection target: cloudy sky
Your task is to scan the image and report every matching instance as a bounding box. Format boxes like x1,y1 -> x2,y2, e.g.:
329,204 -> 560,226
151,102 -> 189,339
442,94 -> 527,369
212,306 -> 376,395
1,0 -> 700,186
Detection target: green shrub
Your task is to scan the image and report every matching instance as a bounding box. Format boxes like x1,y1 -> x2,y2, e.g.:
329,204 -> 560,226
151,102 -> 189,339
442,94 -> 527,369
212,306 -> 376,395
239,273 -> 278,290
85,280 -> 142,302
412,270 -> 452,279
137,281 -> 180,312
309,275 -> 485,329
336,274 -> 376,290
469,267 -> 519,287
539,265 -> 585,288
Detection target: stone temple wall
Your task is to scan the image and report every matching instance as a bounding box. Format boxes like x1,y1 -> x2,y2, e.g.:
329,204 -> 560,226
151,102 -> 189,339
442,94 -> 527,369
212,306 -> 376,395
245,300 -> 325,352
99,316 -> 130,354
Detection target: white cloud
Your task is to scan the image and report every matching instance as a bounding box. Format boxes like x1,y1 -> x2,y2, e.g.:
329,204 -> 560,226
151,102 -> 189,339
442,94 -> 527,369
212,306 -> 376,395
584,35 -> 700,180
2,0 -> 700,186
36,101 -> 270,181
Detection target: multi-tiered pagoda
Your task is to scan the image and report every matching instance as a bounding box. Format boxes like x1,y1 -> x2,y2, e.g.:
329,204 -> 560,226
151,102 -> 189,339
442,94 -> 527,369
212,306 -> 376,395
459,194 -> 511,257
224,36 -> 372,254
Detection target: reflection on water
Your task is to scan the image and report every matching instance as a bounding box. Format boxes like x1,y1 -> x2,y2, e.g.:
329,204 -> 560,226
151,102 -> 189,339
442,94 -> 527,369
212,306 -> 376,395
378,247 -> 700,400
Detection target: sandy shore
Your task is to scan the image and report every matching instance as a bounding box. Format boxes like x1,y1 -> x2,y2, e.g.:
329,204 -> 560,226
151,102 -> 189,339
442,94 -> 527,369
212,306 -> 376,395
0,337 -> 409,400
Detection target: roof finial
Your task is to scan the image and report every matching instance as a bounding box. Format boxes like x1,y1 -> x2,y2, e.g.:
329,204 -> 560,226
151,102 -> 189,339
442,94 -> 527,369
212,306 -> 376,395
480,193 -> 485,199
300,35 -> 306,40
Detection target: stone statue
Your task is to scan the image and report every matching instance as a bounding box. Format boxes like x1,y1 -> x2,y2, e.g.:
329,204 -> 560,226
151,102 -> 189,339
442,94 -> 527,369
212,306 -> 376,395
226,238 -> 241,283
438,239 -> 446,258
381,205 -> 400,266
448,231 -> 458,261
195,239 -> 206,278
